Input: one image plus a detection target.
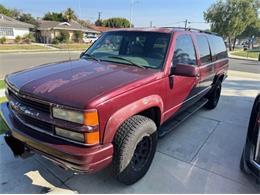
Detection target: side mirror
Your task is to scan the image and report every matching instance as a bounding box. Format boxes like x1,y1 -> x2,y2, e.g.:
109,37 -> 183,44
80,52 -> 84,58
170,63 -> 199,77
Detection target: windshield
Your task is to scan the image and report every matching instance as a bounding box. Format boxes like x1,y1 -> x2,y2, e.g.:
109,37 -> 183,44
84,31 -> 171,69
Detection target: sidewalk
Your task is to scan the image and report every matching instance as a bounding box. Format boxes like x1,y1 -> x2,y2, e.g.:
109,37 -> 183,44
228,53 -> 259,62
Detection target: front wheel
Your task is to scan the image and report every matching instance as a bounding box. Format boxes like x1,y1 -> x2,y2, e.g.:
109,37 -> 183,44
204,80 -> 222,109
112,115 -> 157,185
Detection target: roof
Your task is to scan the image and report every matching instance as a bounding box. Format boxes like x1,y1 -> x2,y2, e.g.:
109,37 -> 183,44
88,25 -> 113,32
37,20 -> 99,33
0,14 -> 34,28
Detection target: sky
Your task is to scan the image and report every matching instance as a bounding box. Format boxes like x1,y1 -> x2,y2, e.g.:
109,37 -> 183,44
1,0 -> 216,29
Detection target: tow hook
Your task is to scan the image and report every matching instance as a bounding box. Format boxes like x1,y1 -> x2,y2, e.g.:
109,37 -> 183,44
4,131 -> 34,159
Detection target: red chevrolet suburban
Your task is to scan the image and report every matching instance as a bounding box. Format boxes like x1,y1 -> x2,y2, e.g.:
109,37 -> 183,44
1,27 -> 228,185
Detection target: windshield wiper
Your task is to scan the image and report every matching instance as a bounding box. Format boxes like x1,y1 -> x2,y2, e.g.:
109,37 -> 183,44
82,53 -> 100,62
108,56 -> 145,69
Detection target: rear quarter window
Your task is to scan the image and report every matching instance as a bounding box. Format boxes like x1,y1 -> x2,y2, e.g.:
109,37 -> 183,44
208,35 -> 227,61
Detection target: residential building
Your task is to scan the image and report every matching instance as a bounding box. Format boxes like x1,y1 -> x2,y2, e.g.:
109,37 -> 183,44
0,13 -> 34,41
36,20 -> 100,43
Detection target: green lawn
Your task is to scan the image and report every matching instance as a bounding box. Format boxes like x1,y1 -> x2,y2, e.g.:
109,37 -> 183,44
231,50 -> 259,59
0,80 -> 5,89
0,96 -> 8,134
51,43 -> 91,51
0,44 -> 49,51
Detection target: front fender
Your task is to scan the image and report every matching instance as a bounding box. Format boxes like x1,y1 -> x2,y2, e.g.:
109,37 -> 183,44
103,95 -> 164,144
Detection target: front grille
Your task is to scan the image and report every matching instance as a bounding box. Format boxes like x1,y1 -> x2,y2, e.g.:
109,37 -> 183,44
7,87 -> 53,134
8,89 -> 50,114
16,112 -> 53,133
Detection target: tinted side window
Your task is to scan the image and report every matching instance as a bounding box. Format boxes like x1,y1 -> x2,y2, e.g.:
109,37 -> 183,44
173,35 -> 196,66
208,35 -> 227,61
196,35 -> 211,64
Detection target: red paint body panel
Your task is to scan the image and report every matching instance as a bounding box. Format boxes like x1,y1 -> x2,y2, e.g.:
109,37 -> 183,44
1,28 -> 229,173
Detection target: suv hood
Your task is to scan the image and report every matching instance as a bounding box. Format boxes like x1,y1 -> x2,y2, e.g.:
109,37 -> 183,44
6,59 -> 158,109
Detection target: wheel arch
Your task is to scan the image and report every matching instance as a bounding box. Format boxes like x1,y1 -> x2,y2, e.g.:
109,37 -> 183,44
102,95 -> 163,144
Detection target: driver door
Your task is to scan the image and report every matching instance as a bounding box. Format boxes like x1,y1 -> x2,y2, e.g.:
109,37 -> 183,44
164,34 -> 200,119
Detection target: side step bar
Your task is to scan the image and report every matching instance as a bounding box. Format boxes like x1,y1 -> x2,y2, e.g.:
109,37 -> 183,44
158,98 -> 208,137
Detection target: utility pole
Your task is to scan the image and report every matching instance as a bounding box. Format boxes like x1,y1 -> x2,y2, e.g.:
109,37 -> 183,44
98,12 -> 102,20
184,19 -> 188,30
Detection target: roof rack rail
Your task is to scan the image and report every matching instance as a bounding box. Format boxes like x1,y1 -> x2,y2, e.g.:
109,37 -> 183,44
162,26 -> 218,35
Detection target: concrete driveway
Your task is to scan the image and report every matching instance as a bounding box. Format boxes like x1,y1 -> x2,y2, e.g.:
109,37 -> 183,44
0,57 -> 260,193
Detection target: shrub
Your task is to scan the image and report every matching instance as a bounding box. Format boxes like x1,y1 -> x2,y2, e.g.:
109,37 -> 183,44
22,33 -> 35,44
0,37 -> 6,44
14,35 -> 21,43
52,37 -> 60,44
74,31 -> 83,43
59,30 -> 70,43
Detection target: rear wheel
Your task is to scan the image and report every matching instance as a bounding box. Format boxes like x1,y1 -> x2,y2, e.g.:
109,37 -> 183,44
112,115 -> 157,185
205,80 -> 222,109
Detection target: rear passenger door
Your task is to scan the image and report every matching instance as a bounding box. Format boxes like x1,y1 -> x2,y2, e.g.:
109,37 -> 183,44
195,35 -> 215,93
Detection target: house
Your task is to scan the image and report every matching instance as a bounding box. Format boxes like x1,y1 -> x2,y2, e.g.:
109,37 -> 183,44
36,20 -> 100,43
0,14 -> 34,41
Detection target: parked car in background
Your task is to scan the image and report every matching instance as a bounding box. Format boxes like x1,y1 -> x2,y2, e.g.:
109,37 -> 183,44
240,93 -> 260,182
1,27 -> 228,185
83,34 -> 98,43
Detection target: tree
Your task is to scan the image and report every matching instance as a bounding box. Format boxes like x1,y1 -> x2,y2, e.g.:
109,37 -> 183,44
95,19 -> 103,26
0,4 -> 21,19
43,12 -> 64,22
239,19 -> 260,48
239,19 -> 260,38
63,8 -> 77,22
204,0 -> 259,51
77,19 -> 92,27
102,17 -> 130,28
19,13 -> 37,26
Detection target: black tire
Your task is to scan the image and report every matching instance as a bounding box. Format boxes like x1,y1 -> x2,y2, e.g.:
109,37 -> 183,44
112,115 -> 158,185
205,80 -> 222,109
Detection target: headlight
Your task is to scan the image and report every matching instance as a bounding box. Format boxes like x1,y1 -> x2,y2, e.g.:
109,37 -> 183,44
55,127 -> 85,142
53,107 -> 84,124
53,107 -> 100,144
53,107 -> 99,126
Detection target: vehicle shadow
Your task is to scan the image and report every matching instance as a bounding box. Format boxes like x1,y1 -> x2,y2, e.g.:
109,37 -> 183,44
0,137 -> 74,193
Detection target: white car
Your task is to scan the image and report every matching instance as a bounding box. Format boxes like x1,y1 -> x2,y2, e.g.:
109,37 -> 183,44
83,35 -> 98,43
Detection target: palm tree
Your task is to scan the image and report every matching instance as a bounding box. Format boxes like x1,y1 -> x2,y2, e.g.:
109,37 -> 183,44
63,8 -> 77,22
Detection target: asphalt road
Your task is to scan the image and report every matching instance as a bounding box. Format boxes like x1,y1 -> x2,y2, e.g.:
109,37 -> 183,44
0,52 -> 80,79
0,52 -> 259,79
